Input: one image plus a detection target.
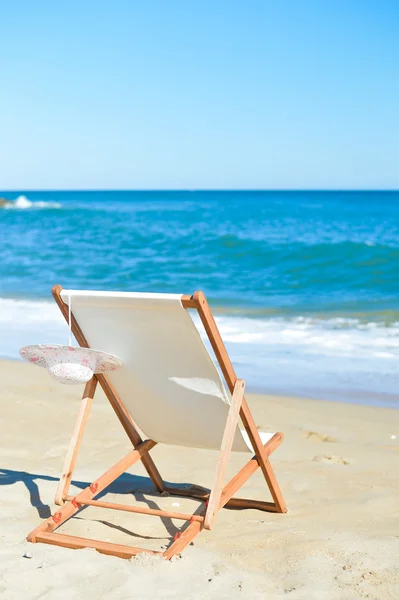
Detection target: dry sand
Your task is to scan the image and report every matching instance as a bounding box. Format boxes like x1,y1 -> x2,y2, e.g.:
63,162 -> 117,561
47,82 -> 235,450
0,360 -> 398,599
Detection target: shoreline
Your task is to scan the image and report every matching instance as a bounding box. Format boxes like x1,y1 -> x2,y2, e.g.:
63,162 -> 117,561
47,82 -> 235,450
249,382 -> 399,409
2,290 -> 399,407
2,354 -> 398,409
1,360 -> 398,598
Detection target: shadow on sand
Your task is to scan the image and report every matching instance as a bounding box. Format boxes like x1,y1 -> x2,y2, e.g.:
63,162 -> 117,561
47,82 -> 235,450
0,468 -> 205,540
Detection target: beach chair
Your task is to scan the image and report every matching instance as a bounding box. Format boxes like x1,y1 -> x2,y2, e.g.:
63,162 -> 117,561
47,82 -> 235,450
27,286 -> 287,559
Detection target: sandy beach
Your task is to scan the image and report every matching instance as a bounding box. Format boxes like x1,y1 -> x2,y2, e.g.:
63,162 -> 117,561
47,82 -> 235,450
1,359 -> 398,599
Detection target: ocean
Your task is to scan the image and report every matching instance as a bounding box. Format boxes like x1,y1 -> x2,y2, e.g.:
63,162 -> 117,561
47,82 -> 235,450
1,190 -> 398,407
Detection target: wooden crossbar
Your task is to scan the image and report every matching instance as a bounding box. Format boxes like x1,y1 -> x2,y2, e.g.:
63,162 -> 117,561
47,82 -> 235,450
66,497 -> 204,522
36,532 -> 162,559
165,487 -> 279,512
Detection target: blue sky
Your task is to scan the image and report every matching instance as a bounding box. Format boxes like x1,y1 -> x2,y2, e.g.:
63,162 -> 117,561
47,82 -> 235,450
0,1 -> 398,189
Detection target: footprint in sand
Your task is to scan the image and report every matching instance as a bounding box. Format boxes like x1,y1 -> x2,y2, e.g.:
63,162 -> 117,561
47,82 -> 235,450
304,431 -> 336,442
313,455 -> 350,465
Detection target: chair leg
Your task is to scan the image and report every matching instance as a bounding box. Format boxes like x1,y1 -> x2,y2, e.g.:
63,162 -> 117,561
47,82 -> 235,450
219,432 -> 285,510
193,290 -> 287,513
54,378 -> 97,505
257,454 -> 287,513
204,379 -> 245,530
239,399 -> 287,513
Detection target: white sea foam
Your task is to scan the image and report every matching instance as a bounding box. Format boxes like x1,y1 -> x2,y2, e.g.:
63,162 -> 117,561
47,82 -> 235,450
194,314 -> 399,404
1,297 -> 398,405
4,195 -> 62,210
208,315 -> 399,360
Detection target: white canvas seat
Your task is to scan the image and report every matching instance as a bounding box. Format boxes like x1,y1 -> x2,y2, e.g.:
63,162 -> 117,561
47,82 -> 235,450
60,289 -> 274,453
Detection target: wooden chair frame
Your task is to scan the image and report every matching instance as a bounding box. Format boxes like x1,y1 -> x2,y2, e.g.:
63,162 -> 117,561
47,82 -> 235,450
27,286 -> 287,560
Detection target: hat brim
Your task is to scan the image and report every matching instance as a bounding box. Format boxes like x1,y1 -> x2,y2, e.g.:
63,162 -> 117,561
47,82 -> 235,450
19,345 -> 123,373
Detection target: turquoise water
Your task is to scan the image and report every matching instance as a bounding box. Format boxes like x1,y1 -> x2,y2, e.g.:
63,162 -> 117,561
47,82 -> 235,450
1,190 -> 398,406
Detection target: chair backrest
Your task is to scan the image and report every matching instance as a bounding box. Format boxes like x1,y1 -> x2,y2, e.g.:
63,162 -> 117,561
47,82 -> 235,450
61,290 -> 251,452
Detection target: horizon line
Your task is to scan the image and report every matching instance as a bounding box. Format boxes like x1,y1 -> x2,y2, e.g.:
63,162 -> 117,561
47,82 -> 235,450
1,188 -> 399,193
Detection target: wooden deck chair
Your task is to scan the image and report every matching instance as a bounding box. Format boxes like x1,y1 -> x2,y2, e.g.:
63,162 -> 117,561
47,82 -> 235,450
27,286 -> 287,559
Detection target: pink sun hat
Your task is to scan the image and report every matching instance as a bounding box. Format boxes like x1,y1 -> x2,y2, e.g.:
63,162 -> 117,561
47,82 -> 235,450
19,344 -> 123,385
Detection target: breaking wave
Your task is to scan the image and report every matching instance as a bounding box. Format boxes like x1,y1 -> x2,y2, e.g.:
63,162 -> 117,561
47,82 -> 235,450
4,195 -> 62,210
